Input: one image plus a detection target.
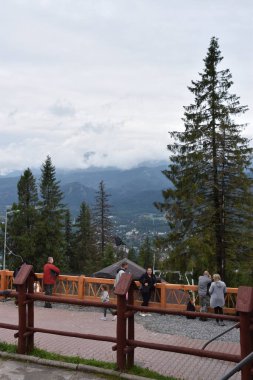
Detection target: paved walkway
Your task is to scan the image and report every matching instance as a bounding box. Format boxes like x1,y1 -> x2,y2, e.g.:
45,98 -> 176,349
0,301 -> 241,380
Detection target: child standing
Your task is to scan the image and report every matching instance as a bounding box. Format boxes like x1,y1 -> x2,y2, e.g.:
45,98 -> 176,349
100,285 -> 116,321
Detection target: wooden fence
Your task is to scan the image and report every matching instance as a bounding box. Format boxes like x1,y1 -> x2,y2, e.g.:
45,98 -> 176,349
0,270 -> 238,313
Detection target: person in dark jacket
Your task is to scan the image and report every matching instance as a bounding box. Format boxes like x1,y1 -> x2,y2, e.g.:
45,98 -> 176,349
139,267 -> 157,316
43,257 -> 60,308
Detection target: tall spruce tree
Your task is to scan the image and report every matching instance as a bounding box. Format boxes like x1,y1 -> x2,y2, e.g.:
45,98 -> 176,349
72,202 -> 98,275
156,37 -> 253,284
6,168 -> 39,268
36,156 -> 66,270
93,180 -> 113,258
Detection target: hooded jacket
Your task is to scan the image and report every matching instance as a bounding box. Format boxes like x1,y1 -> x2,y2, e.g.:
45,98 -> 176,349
209,280 -> 226,308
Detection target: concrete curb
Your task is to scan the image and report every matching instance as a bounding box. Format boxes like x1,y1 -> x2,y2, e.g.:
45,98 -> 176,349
0,351 -> 151,380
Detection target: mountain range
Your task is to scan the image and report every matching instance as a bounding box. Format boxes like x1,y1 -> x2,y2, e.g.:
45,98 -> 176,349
0,164 -> 170,224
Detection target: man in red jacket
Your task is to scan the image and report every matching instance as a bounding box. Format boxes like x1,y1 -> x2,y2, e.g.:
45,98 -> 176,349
43,257 -> 60,308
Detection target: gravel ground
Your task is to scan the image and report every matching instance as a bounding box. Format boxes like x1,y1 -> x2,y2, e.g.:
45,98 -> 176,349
135,313 -> 240,343
34,301 -> 240,343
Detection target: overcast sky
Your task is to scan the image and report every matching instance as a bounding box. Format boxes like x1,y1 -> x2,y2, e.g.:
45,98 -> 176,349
0,0 -> 252,174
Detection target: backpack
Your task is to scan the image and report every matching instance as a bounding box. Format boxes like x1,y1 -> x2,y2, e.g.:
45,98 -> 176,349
186,300 -> 196,319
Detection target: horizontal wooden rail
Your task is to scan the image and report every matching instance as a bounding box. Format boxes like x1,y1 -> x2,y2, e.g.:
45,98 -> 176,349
27,327 -> 116,343
0,270 -> 238,314
127,339 -> 240,363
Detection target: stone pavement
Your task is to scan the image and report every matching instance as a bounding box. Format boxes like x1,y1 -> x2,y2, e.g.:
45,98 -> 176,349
0,301 -> 241,380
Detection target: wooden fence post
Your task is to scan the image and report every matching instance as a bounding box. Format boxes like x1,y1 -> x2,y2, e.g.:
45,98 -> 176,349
78,275 -> 85,300
13,264 -> 35,355
114,273 -> 133,372
0,271 -> 7,292
160,283 -> 167,309
127,284 -> 135,369
27,274 -> 35,353
17,283 -> 27,354
236,286 -> 253,380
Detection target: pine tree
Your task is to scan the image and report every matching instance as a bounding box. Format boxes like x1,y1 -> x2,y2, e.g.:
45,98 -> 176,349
156,37 -> 253,284
127,247 -> 138,263
72,202 -> 98,275
36,156 -> 66,270
102,244 -> 116,267
138,237 -> 154,269
93,180 -> 113,258
6,168 -> 39,268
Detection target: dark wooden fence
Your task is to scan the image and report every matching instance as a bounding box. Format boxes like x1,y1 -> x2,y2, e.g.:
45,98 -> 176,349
0,264 -> 253,380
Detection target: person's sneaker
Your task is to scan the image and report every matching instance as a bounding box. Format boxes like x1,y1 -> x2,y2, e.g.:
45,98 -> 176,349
219,322 -> 225,326
112,316 -> 117,321
100,317 -> 107,321
139,313 -> 146,317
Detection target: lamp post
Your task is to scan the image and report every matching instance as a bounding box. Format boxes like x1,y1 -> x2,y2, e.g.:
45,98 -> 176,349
3,208 -> 19,270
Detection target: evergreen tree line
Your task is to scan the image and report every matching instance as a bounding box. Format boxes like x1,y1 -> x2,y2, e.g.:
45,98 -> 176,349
1,156 -> 157,275
0,156 -> 117,274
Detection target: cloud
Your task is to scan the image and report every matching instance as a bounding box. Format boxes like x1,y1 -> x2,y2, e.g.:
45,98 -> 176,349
49,100 -> 76,117
0,0 -> 252,173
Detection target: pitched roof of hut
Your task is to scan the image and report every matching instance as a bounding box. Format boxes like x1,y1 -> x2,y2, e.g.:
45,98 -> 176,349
93,258 -> 146,280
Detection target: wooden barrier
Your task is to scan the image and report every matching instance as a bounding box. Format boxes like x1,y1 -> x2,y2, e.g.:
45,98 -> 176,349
0,266 -> 253,379
0,270 -> 238,314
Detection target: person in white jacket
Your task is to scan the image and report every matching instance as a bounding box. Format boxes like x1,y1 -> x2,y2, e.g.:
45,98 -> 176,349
209,274 -> 226,326
100,285 -> 116,321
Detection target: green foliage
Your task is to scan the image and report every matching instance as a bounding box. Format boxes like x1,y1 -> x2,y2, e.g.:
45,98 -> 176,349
35,156 -> 67,270
72,202 -> 99,275
127,247 -> 138,263
102,243 -> 116,267
156,37 -> 253,284
0,341 -> 17,353
5,168 -> 39,269
93,180 -> 113,258
138,237 -> 154,268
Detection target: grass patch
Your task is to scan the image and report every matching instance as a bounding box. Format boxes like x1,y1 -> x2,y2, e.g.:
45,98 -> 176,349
0,341 -> 17,353
0,343 -> 177,380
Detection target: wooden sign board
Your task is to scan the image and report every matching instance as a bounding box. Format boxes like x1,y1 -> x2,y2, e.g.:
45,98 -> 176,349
13,264 -> 34,286
236,286 -> 253,313
114,273 -> 133,296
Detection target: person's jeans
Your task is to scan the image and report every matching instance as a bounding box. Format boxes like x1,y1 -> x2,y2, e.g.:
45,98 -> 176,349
44,284 -> 53,308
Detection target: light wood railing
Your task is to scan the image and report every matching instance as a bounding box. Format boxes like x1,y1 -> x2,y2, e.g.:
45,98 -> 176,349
0,270 -> 237,314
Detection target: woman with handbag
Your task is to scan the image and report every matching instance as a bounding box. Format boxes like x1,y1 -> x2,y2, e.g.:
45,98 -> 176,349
139,267 -> 157,316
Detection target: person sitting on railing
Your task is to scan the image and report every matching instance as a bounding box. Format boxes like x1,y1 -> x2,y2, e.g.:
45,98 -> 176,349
43,257 -> 60,308
209,273 -> 226,326
139,267 -> 157,317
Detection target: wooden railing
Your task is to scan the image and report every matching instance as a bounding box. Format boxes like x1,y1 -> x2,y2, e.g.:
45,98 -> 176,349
0,270 -> 238,314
